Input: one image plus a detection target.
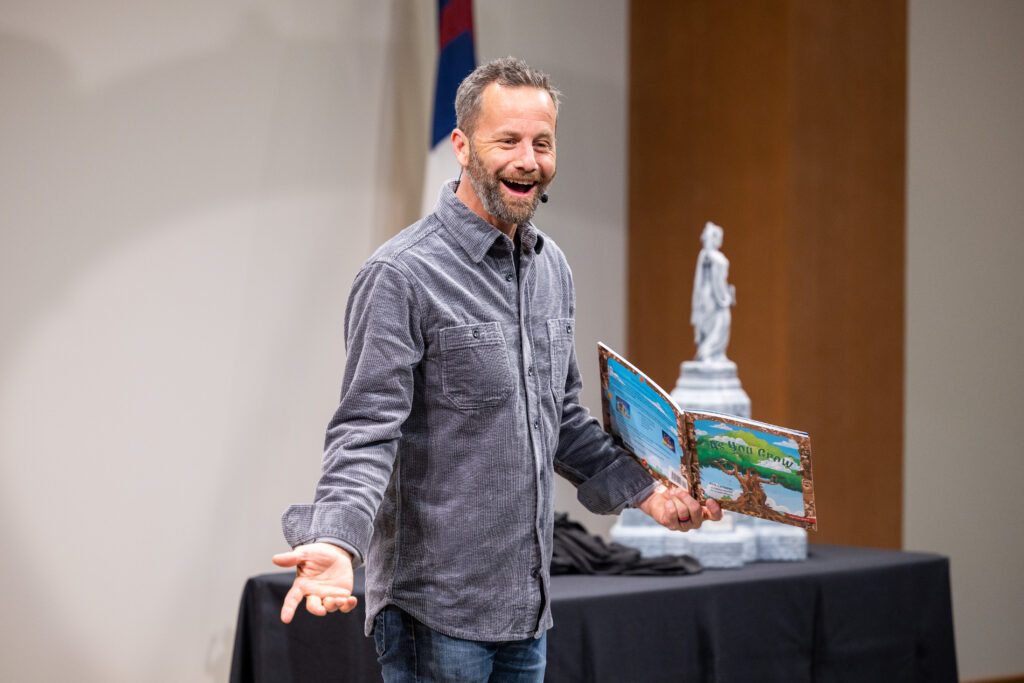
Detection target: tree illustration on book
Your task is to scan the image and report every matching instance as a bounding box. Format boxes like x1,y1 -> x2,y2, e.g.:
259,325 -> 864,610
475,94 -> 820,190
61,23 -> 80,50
705,459 -> 791,522
692,420 -> 814,526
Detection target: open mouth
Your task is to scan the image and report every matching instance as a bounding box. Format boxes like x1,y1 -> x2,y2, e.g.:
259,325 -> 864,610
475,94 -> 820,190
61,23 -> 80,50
500,178 -> 537,197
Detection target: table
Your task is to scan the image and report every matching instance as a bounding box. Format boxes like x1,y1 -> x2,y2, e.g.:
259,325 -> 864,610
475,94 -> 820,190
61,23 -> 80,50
230,544 -> 957,682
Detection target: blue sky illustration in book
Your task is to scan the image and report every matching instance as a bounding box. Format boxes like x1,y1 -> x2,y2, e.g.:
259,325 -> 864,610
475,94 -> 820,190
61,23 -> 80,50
694,419 -> 806,515
605,357 -> 685,488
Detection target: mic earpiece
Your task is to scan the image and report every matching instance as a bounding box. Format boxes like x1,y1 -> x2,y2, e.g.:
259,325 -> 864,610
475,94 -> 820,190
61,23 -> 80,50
540,192 -> 549,203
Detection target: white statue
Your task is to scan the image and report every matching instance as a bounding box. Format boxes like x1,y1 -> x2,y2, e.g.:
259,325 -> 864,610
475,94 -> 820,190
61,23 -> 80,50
673,220 -> 749,417
690,221 -> 736,363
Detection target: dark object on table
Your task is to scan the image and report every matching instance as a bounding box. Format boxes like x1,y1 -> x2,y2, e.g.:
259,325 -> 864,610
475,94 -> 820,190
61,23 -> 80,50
551,513 -> 702,575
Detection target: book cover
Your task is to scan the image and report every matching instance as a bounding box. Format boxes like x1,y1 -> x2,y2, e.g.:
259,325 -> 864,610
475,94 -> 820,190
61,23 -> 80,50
598,343 -> 817,530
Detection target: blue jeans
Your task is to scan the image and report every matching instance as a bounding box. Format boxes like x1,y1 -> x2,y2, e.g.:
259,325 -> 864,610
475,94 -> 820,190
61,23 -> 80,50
373,605 -> 547,683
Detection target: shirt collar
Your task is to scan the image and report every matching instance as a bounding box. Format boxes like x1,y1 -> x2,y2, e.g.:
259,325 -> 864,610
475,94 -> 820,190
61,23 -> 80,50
434,180 -> 546,263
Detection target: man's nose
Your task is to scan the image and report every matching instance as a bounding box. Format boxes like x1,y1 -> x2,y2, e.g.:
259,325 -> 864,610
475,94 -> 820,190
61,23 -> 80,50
513,142 -> 537,171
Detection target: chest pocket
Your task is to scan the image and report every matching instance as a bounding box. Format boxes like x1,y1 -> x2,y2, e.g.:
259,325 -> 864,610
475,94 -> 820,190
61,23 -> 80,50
439,321 -> 514,409
547,318 -> 575,405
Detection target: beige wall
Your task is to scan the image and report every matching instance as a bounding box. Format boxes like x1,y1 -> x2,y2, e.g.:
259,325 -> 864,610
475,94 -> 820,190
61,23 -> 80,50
905,1 -> 1024,679
0,5 -> 400,681
0,2 -> 627,681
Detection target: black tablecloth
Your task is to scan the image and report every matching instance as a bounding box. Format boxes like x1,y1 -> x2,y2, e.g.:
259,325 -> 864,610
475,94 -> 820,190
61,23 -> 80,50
230,544 -> 957,683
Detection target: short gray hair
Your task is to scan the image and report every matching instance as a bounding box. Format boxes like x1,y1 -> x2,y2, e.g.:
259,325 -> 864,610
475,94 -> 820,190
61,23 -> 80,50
455,56 -> 562,137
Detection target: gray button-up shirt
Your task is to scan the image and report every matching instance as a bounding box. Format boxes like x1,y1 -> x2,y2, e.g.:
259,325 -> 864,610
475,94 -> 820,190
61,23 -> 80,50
282,182 -> 655,641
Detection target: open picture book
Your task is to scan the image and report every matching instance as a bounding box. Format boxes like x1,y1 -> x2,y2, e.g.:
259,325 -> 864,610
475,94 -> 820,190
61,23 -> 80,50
598,343 -> 817,530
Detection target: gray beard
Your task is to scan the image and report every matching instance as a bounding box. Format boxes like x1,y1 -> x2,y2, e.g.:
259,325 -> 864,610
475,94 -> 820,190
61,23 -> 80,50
465,143 -> 542,226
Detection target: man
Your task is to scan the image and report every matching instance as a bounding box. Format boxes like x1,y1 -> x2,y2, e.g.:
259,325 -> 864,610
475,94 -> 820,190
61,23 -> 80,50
273,56 -> 722,682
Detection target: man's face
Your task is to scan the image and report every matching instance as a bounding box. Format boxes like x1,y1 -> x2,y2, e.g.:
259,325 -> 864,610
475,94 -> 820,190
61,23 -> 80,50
461,83 -> 557,228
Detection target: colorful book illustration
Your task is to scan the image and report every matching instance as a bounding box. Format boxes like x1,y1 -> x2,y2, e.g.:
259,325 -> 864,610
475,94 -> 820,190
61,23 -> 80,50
599,343 -> 817,530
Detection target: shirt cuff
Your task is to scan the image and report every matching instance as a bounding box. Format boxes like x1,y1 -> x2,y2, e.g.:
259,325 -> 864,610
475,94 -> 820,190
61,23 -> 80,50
627,480 -> 660,509
281,503 -> 371,568
314,537 -> 363,568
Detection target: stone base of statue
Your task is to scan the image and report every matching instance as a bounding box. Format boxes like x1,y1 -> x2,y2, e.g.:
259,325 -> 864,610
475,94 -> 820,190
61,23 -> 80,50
610,505 -> 808,568
670,359 -> 751,418
676,512 -> 756,569
611,508 -> 690,558
750,517 -> 808,561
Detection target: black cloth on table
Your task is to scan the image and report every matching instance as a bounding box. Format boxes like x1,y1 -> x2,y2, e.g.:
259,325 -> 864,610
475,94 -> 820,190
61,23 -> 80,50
550,513 -> 701,575
231,544 -> 957,683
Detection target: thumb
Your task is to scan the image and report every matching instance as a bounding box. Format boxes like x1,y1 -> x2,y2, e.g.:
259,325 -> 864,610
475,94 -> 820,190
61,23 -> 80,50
272,550 -> 303,568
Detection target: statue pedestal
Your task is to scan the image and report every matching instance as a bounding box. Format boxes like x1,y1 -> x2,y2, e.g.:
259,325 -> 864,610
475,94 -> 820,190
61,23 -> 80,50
670,360 -> 751,418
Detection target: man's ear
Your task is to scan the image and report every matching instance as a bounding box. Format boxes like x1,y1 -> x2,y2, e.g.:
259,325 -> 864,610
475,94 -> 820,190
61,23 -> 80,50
451,128 -> 470,168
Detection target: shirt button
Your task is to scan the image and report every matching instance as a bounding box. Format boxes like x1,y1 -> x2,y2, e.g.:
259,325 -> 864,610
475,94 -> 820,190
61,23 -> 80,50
531,567 -> 541,579
533,420 -> 540,430
472,329 -> 480,339
505,273 -> 514,282
565,324 -> 572,334
528,366 -> 534,376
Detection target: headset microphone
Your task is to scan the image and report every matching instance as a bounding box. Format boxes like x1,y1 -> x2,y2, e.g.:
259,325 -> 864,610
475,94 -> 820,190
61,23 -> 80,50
540,192 -> 549,203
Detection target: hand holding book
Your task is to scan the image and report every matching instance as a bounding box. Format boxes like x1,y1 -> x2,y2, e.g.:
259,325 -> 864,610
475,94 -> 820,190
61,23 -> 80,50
637,483 -> 723,531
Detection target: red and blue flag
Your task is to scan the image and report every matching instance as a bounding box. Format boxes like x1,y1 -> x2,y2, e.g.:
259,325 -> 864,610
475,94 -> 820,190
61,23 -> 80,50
422,0 -> 476,213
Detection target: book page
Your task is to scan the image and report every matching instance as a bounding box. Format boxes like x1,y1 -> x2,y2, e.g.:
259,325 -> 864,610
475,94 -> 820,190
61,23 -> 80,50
598,343 -> 688,490
684,412 -> 817,530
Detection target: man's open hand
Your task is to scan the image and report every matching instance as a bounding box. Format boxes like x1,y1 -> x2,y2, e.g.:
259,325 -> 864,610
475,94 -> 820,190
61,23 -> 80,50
638,484 -> 723,531
272,542 -> 358,623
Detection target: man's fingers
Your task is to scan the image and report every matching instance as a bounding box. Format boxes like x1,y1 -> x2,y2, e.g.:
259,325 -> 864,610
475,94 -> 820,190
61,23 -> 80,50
682,494 -> 702,522
324,595 -> 359,613
671,493 -> 696,522
306,594 -> 326,617
663,497 -> 684,530
280,583 -> 304,623
280,576 -> 356,623
659,488 -> 705,530
304,586 -> 354,613
641,485 -> 718,532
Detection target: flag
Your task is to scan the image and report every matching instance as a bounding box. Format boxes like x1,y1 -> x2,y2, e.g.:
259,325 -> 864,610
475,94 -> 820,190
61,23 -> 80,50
421,0 -> 476,215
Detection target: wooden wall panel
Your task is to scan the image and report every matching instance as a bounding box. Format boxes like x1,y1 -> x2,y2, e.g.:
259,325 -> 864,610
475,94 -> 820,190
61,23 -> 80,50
629,0 -> 906,548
